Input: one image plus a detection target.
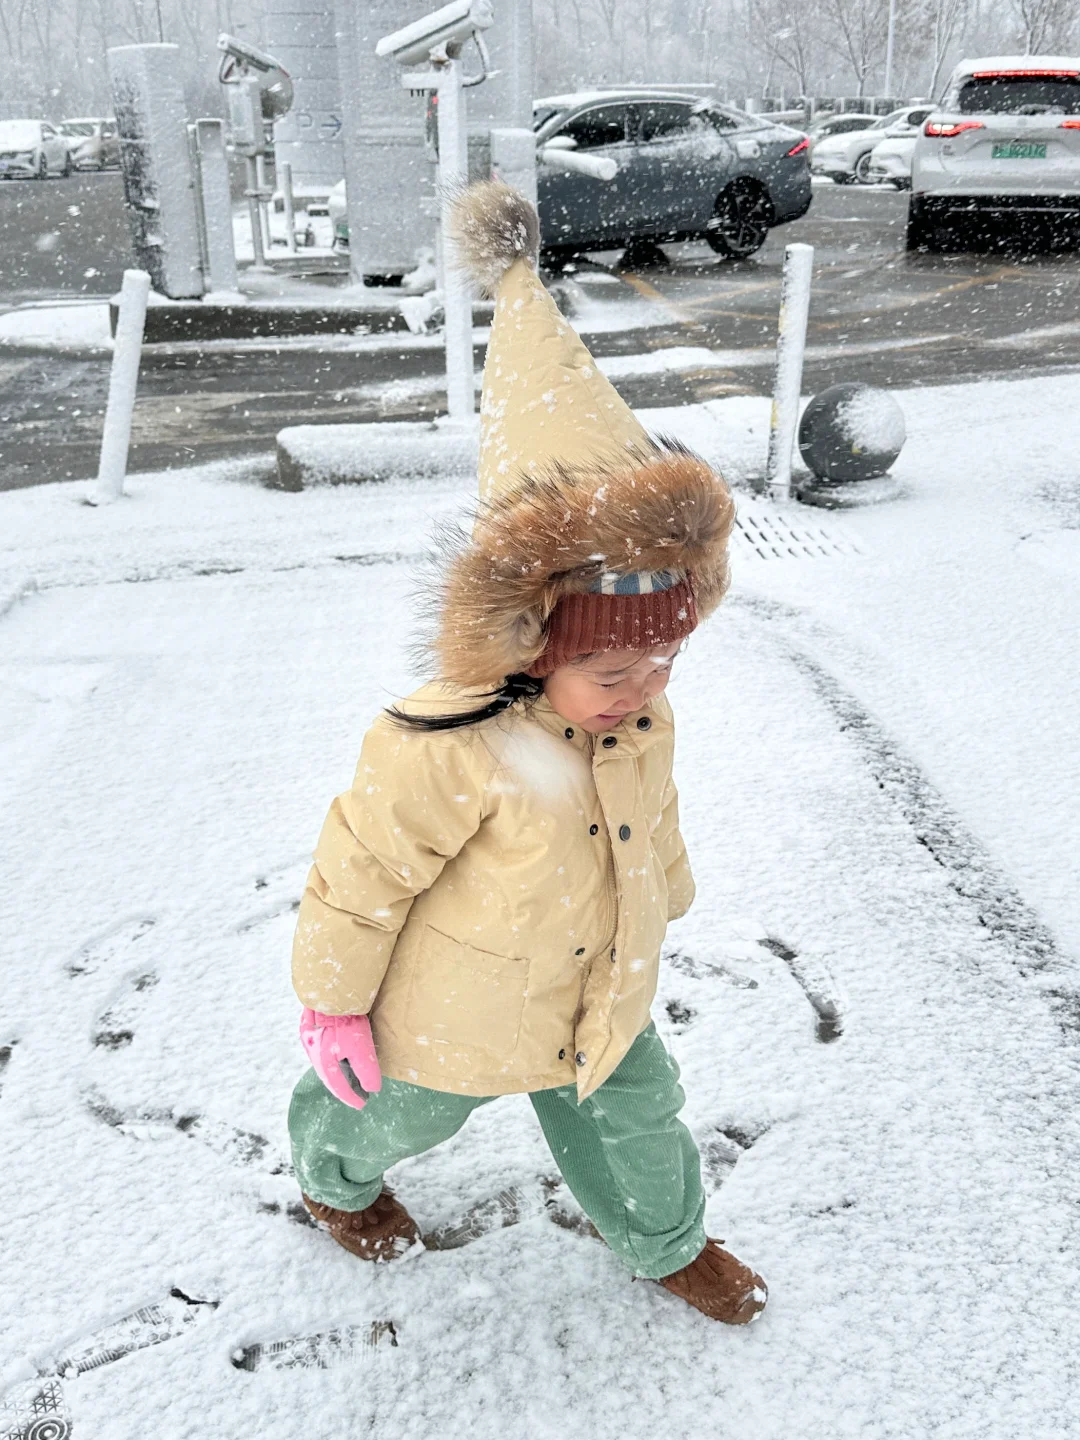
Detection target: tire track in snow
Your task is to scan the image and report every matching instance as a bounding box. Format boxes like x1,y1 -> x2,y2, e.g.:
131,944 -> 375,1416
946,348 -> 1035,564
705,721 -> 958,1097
734,592 -> 1079,1029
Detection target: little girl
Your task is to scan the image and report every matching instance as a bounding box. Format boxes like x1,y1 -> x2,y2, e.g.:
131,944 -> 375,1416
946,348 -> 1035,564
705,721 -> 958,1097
287,181 -> 767,1325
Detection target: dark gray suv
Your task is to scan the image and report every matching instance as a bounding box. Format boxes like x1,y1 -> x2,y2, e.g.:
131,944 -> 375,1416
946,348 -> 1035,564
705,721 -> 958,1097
534,89 -> 812,261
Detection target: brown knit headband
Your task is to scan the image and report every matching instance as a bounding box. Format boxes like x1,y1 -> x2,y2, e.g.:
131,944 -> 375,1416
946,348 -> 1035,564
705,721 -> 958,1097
524,574 -> 698,678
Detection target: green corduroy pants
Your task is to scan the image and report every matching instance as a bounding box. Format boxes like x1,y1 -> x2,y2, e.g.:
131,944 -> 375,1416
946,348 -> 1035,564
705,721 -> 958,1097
288,1022 -> 706,1280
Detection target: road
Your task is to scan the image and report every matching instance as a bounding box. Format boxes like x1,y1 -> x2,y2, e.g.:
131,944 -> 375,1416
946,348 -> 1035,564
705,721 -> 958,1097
1,175 -> 1079,488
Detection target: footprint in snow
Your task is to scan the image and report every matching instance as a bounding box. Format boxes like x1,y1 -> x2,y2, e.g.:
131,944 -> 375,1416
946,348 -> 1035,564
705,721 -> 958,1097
0,1040 -> 17,1098
92,970 -> 159,1051
82,1087 -> 292,1177
64,916 -> 156,980
0,1290 -> 217,1431
234,855 -> 310,936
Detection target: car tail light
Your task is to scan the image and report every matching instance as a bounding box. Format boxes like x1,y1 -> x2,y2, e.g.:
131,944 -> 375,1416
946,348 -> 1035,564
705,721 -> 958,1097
972,68 -> 1079,78
1060,119 -> 1080,129
924,120 -> 985,138
786,137 -> 809,156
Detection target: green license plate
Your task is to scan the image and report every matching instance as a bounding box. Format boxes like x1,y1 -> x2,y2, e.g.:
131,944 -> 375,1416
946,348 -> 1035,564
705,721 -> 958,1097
992,143 -> 1047,159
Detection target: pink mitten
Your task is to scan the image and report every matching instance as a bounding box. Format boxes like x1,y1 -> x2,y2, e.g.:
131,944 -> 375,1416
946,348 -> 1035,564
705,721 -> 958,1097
300,1008 -> 382,1111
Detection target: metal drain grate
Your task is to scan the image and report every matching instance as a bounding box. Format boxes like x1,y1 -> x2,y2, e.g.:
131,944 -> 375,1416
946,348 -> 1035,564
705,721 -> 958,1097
734,504 -> 864,560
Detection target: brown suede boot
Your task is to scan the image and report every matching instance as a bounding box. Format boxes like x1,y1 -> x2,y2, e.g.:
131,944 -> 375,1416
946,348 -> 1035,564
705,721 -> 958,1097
302,1188 -> 420,1261
658,1238 -> 768,1324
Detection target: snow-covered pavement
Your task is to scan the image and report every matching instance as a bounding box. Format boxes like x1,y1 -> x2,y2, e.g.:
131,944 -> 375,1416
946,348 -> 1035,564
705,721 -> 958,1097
2,374 -> 1079,1439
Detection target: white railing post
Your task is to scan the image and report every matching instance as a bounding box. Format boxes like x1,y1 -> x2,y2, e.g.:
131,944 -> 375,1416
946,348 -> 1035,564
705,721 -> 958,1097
282,160 -> 298,255
436,56 -> 474,425
92,269 -> 151,505
764,242 -> 814,501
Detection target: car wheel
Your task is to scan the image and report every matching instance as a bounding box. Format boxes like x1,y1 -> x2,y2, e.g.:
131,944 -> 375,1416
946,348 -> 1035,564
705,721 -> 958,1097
35,153 -> 47,180
832,172 -> 854,185
906,198 -> 940,252
854,151 -> 874,184
705,180 -> 772,259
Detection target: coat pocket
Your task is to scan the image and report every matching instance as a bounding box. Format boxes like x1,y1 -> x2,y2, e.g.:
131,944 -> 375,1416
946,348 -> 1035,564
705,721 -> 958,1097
405,925 -> 530,1056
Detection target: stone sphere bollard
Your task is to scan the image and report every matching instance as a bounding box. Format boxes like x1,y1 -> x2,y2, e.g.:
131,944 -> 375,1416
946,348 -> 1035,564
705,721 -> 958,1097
796,382 -> 906,507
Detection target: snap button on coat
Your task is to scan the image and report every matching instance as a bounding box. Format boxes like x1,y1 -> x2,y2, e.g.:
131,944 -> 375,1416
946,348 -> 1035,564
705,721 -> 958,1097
602,735 -> 617,749
619,824 -> 631,841
575,1051 -> 587,1066
564,727 -> 574,739
637,716 -> 652,731
589,823 -> 599,835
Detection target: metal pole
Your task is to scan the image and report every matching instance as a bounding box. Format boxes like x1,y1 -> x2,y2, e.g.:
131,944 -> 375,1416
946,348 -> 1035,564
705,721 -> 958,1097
281,160 -> 298,254
436,57 -> 473,424
763,242 -> 814,502
245,155 -> 269,270
255,152 -> 273,254
93,269 -> 151,505
884,0 -> 897,98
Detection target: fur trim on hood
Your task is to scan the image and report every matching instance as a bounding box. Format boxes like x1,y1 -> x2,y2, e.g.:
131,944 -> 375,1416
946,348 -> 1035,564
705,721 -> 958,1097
433,439 -> 735,687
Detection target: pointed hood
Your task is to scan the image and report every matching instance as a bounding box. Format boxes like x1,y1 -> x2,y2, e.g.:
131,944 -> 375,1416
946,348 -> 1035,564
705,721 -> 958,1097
434,180 -> 735,688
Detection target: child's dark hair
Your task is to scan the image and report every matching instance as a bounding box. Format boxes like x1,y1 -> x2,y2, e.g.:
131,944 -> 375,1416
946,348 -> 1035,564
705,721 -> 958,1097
387,673 -> 544,732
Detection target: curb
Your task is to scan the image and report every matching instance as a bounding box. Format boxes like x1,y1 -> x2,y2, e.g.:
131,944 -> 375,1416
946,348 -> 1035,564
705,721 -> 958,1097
273,421 -> 478,490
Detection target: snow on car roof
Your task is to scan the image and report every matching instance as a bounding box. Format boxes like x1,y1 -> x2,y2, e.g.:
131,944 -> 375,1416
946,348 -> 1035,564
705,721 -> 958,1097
535,88 -> 715,110
950,55 -> 1080,79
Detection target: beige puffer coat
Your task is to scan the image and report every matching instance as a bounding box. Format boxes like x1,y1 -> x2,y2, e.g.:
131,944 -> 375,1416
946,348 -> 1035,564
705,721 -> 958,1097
292,685 -> 693,1102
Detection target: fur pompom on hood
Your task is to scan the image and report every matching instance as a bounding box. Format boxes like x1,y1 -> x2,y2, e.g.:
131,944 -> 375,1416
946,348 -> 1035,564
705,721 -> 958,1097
432,440 -> 736,688
448,179 -> 541,297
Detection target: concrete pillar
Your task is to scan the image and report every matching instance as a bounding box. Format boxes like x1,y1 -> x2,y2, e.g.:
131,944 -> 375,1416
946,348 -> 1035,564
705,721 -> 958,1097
263,0 -> 344,193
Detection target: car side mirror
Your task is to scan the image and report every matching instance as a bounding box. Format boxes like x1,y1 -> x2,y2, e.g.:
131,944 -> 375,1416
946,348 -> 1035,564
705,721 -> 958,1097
543,134 -> 577,151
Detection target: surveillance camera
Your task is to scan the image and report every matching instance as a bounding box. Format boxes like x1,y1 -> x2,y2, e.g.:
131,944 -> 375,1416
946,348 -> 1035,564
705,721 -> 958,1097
217,33 -> 286,76
375,0 -> 494,67
217,32 -> 294,119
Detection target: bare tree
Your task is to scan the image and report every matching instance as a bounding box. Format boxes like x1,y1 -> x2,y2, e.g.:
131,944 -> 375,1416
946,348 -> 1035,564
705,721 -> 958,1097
749,0 -> 821,95
1008,0 -> 1078,53
913,0 -> 972,97
820,0 -> 891,96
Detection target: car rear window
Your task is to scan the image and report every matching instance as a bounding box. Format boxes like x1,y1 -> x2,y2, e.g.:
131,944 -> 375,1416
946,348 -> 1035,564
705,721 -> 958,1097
62,122 -> 97,136
557,105 -> 627,149
956,73 -> 1080,114
833,117 -> 875,133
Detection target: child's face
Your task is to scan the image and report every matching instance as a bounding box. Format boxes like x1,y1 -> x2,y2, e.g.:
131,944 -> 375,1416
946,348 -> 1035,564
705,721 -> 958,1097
543,641 -> 682,732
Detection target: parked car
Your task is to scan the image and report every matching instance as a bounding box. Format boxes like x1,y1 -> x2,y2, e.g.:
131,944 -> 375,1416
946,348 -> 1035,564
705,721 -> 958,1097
868,133 -> 918,187
908,55 -> 1080,249
534,89 -> 811,260
811,105 -> 935,184
60,117 -> 120,171
0,119 -> 72,179
805,112 -> 877,156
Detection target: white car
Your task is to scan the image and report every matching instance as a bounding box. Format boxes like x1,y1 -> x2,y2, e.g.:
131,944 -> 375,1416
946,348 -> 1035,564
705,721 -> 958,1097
805,111 -> 877,156
909,55 -> 1080,249
811,105 -> 935,184
868,134 -> 917,188
0,119 -> 72,180
60,118 -> 120,171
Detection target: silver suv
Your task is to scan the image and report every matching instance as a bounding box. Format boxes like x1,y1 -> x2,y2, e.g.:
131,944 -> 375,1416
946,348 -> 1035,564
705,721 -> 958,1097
909,55 -> 1080,249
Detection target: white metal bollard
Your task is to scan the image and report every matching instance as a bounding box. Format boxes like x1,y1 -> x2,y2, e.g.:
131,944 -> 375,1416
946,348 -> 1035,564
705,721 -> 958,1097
763,242 -> 814,501
435,57 -> 474,426
281,160 -> 298,255
93,269 -> 151,505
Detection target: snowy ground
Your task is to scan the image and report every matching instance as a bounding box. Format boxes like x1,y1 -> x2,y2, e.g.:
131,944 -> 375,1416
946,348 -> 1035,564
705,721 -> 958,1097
2,374 -> 1080,1438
